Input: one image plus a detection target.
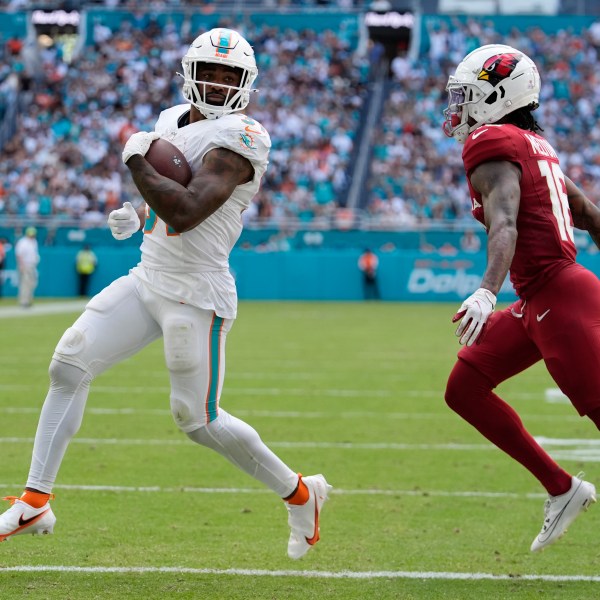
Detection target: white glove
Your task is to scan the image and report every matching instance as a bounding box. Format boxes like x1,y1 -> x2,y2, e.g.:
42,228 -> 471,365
452,287 -> 497,346
122,131 -> 160,165
107,202 -> 141,240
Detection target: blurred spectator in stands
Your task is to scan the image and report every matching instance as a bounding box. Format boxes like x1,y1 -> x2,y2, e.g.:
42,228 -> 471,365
368,39 -> 385,78
6,36 -> 23,57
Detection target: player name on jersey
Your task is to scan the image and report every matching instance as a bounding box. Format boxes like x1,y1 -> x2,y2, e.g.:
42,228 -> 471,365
524,133 -> 558,159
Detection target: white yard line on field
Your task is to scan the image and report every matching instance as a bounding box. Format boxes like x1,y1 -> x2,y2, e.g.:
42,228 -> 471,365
0,437 -> 494,450
0,482 -> 546,499
0,405 -> 583,421
0,436 -> 597,456
0,565 -> 598,582
2,435 -> 599,460
0,301 -> 87,318
0,406 -> 459,419
0,384 -> 397,398
0,382 -> 553,401
0,435 -> 595,451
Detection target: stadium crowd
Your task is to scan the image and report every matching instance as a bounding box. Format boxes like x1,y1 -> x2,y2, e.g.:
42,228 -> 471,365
0,13 -> 366,228
367,17 -> 600,234
0,0 -> 361,7
3,9 -> 600,238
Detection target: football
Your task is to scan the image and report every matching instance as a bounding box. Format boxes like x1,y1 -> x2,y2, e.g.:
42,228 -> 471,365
145,138 -> 192,186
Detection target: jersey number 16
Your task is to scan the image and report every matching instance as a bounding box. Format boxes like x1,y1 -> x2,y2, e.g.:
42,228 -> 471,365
538,159 -> 574,244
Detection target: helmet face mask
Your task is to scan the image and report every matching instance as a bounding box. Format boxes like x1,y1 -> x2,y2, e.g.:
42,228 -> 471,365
182,28 -> 258,120
442,85 -> 468,141
443,44 -> 541,144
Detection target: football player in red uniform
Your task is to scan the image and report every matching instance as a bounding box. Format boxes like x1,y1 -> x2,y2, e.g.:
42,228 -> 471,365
443,44 -> 600,551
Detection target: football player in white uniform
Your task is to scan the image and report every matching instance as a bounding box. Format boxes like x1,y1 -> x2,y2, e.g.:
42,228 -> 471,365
0,28 -> 331,560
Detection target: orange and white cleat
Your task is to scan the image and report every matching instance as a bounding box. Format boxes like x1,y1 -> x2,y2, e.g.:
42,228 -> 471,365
0,495 -> 56,542
285,474 -> 331,559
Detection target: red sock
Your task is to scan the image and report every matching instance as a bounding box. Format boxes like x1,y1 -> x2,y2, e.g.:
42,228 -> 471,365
21,490 -> 51,509
446,360 -> 572,497
283,475 -> 309,505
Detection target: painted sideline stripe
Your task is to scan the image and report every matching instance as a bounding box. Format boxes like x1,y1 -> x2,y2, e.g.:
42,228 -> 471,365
0,482 -> 547,499
0,565 -> 598,581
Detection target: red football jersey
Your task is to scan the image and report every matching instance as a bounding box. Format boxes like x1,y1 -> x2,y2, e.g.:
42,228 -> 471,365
462,123 -> 577,298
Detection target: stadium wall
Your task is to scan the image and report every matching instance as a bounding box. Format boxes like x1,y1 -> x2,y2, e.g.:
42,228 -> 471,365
2,243 -> 600,302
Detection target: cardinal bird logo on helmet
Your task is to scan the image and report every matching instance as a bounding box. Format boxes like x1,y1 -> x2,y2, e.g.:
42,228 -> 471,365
477,53 -> 521,86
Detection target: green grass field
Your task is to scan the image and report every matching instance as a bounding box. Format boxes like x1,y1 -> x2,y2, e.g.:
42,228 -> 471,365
0,299 -> 599,599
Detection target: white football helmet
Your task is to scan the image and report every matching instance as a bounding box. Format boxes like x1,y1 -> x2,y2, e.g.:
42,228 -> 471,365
443,44 -> 540,144
181,28 -> 258,119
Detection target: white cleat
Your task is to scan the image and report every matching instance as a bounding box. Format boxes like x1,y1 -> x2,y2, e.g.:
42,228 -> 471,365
0,496 -> 56,542
531,474 -> 596,552
286,474 -> 332,559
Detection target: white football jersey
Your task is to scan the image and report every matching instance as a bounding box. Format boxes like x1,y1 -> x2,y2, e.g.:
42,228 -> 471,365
130,105 -> 271,319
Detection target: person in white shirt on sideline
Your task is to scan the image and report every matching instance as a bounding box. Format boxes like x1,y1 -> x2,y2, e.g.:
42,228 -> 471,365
14,226 -> 40,308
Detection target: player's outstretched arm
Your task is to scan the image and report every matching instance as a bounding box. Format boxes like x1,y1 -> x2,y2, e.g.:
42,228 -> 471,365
470,160 -> 521,295
126,147 -> 254,234
565,176 -> 600,249
451,160 -> 520,346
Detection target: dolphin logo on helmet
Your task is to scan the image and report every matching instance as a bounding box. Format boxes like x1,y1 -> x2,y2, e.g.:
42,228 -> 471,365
181,28 -> 259,120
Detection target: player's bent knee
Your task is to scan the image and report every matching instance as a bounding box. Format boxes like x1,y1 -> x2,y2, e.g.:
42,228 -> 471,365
445,359 -> 492,413
164,318 -> 200,373
48,358 -> 91,390
55,327 -> 86,357
52,327 -> 95,374
445,361 -> 465,411
170,396 -> 200,432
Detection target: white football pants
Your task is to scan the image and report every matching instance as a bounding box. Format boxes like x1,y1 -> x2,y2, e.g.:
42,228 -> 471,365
26,274 -> 299,497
